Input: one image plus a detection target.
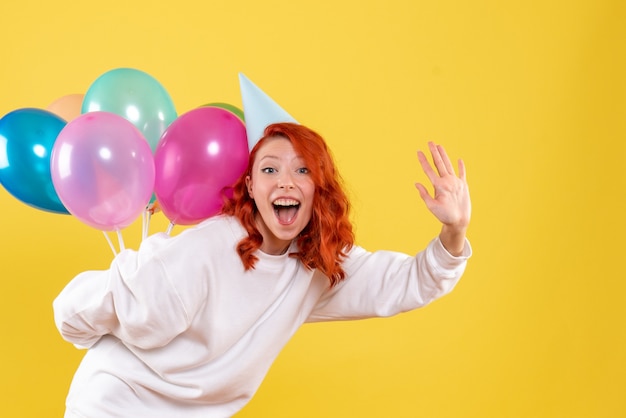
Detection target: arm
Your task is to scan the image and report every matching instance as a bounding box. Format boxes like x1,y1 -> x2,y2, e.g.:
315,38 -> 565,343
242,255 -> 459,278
307,142 -> 472,322
415,142 -> 471,256
307,238 -> 471,322
53,232 -> 209,350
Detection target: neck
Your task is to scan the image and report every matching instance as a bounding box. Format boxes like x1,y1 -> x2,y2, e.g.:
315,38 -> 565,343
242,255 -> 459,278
254,214 -> 292,255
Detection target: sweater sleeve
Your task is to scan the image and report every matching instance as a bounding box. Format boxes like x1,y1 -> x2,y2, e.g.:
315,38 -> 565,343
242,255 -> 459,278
53,232 -> 209,350
306,237 -> 472,322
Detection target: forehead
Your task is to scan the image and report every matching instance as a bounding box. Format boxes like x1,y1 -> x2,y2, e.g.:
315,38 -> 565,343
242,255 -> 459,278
254,136 -> 302,162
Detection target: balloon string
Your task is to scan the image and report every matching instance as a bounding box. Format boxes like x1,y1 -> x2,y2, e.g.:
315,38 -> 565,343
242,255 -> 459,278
103,231 -> 117,256
147,210 -> 152,239
117,229 -> 125,252
166,222 -> 174,236
141,209 -> 148,241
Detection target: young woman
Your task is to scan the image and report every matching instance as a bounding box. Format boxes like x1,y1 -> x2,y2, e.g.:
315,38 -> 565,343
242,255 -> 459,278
54,122 -> 472,417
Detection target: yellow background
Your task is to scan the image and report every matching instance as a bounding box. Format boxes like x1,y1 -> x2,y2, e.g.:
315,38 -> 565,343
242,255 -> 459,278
1,0 -> 625,416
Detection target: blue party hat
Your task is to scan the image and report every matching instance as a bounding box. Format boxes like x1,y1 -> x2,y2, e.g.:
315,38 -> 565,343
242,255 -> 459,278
239,73 -> 298,150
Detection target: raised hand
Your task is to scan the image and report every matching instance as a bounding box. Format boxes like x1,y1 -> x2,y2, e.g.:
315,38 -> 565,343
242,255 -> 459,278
415,142 -> 471,255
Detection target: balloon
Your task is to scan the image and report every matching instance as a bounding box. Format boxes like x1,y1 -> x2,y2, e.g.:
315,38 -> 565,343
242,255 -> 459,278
154,107 -> 248,225
0,108 -> 69,214
46,94 -> 84,122
82,68 -> 177,153
202,102 -> 245,122
51,111 -> 155,231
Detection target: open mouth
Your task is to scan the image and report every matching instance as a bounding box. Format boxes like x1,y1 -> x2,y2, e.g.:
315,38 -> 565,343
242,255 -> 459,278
273,198 -> 300,225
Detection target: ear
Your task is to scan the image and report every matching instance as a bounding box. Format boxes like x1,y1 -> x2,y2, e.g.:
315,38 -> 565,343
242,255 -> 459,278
245,175 -> 253,198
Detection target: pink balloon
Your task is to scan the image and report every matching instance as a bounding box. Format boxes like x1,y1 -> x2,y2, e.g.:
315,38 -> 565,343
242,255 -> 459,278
51,111 -> 155,231
154,106 -> 248,225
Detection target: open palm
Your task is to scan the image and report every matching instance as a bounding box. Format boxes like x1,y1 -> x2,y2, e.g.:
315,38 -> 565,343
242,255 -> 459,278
415,142 -> 471,230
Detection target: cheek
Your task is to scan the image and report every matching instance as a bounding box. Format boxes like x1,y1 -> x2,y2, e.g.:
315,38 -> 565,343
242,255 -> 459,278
303,182 -> 316,201
303,186 -> 316,214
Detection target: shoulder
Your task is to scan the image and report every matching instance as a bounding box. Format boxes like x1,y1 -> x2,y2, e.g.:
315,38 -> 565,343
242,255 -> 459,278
140,215 -> 246,258
189,214 -> 246,238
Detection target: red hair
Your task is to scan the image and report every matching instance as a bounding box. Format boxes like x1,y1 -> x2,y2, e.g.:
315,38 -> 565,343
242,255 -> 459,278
222,123 -> 354,286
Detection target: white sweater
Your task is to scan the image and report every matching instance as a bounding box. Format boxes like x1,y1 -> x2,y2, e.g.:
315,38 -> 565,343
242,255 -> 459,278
54,215 -> 471,417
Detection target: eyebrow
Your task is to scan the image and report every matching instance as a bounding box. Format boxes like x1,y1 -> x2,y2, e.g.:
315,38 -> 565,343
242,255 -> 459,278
258,154 -> 304,164
259,155 -> 280,161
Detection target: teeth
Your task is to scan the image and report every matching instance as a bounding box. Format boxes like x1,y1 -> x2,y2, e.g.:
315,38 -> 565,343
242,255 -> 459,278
273,198 -> 299,206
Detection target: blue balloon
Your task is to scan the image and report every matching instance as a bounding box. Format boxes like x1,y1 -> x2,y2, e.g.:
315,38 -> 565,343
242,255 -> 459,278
0,108 -> 69,214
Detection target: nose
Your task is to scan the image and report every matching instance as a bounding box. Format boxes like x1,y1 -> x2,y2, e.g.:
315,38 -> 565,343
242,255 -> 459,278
278,172 -> 295,189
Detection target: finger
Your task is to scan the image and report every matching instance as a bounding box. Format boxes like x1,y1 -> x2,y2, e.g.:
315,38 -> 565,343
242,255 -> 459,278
415,183 -> 434,205
417,150 -> 438,184
437,144 -> 455,175
428,141 -> 449,176
457,158 -> 467,182
428,142 -> 444,176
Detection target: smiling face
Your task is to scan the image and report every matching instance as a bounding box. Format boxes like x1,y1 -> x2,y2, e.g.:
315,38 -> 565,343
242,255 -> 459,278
245,136 -> 315,255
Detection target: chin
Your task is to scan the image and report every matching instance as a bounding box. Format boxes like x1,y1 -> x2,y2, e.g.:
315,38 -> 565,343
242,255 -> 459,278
273,226 -> 302,241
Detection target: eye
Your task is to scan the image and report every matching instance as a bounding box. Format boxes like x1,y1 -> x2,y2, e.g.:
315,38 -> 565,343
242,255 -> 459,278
297,167 -> 309,174
261,167 -> 276,174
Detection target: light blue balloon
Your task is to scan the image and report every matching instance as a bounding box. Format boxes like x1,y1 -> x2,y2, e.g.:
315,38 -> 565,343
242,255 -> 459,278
0,108 -> 69,214
82,68 -> 177,153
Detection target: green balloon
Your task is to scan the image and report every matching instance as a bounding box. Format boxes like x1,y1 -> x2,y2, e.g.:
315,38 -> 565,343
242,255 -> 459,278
82,68 -> 177,153
202,102 -> 245,123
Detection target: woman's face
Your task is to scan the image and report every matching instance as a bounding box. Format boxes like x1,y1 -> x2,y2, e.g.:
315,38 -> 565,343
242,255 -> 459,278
246,136 -> 315,255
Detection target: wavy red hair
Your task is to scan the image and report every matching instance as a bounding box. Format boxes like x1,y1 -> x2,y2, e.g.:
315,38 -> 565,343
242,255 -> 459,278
221,123 -> 354,286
